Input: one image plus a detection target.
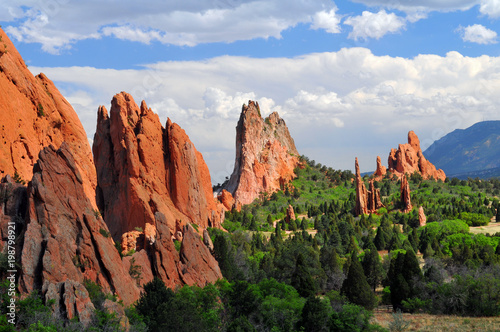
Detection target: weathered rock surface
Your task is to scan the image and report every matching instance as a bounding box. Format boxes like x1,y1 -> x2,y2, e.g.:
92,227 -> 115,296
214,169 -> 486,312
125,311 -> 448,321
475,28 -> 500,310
223,101 -> 299,206
285,204 -> 296,223
386,131 -> 446,181
418,206 -> 427,227
0,28 -> 97,207
93,92 -> 224,238
19,144 -> 141,320
400,175 -> 413,213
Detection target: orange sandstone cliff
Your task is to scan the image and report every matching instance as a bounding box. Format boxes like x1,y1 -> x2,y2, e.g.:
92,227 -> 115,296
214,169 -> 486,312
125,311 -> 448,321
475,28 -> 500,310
223,101 -> 299,206
0,28 -> 97,207
0,28 -> 223,322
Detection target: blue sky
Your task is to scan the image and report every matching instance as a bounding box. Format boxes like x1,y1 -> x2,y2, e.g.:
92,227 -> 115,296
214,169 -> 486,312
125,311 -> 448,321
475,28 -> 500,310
2,0 -> 500,182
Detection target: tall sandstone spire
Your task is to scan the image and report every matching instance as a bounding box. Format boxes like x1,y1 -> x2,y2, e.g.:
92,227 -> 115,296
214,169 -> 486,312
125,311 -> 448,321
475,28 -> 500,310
223,101 -> 299,206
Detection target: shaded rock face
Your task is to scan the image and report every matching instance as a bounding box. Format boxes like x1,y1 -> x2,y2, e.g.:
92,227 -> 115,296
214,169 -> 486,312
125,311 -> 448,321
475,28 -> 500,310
19,144 -> 141,320
400,175 -> 412,213
93,92 -> 224,239
387,131 -> 446,181
355,158 -> 384,216
0,28 -> 97,207
0,175 -> 28,252
224,101 -> 299,206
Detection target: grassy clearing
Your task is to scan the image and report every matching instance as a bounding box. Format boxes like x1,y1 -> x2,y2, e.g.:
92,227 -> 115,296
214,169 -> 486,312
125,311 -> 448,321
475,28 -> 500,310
372,311 -> 500,331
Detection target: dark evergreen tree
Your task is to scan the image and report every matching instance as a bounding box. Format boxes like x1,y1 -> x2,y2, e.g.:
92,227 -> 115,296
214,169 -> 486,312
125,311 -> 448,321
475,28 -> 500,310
297,296 -> 330,332
213,234 -> 237,281
341,252 -> 377,309
362,241 -> 385,291
291,253 -> 317,298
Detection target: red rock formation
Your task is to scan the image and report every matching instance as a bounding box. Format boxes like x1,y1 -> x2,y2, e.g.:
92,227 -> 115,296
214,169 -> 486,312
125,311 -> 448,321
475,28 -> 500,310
355,158 -> 384,216
285,204 -> 296,223
224,101 -> 299,206
374,156 -> 387,179
0,28 -> 96,207
367,180 -> 384,212
355,158 -> 369,216
0,175 -> 27,251
19,144 -> 141,321
217,189 -> 236,211
400,175 -> 413,213
93,92 -> 224,290
387,131 -> 446,181
418,206 -> 427,227
93,92 -> 224,238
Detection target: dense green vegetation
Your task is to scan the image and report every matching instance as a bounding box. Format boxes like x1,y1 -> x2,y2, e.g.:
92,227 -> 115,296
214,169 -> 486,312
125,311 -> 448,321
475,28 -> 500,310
2,156 -> 500,331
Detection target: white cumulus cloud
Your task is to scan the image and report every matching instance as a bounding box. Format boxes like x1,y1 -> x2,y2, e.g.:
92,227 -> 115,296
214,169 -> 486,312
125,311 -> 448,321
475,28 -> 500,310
480,0 -> 500,18
344,10 -> 406,41
0,0 -> 341,53
311,8 -> 342,33
459,24 -> 497,44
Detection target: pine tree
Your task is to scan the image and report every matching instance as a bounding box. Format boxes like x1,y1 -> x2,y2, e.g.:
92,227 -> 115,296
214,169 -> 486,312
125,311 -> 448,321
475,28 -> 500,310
291,253 -> 317,298
341,251 -> 377,309
362,241 -> 385,291
374,226 -> 386,251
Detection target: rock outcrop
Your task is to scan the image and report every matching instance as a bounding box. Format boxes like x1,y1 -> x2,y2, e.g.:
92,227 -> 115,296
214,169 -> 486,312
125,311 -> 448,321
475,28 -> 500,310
374,156 -> 387,179
285,204 -> 296,223
418,206 -> 427,227
223,101 -> 299,206
355,158 -> 369,216
0,28 -> 97,207
19,144 -> 141,321
367,180 -> 384,212
93,92 -> 224,238
400,175 -> 412,213
217,189 -> 236,211
386,131 -> 446,181
0,175 -> 28,252
355,158 -> 384,216
93,92 -> 223,290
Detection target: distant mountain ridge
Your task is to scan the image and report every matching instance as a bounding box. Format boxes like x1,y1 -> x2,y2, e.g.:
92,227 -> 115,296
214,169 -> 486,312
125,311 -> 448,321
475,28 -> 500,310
423,121 -> 500,178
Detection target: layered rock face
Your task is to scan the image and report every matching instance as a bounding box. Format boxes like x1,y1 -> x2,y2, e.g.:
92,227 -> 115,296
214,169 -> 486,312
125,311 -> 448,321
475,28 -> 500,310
93,92 -> 224,238
224,101 -> 299,206
19,144 -> 140,323
386,131 -> 446,181
418,206 -> 427,227
0,28 -> 97,207
355,158 -> 384,216
374,156 -> 387,179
